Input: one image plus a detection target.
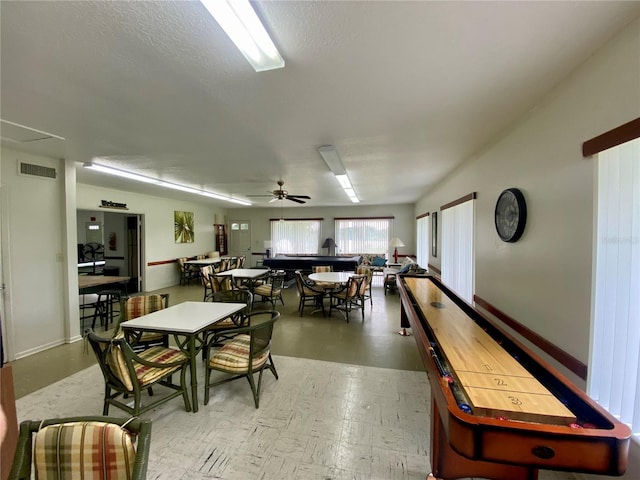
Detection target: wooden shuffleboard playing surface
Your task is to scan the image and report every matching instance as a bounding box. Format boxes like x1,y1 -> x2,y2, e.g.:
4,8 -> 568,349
405,277 -> 575,425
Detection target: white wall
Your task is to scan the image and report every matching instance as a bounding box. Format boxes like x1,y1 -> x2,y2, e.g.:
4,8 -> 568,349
1,148 -> 66,359
416,17 -> 640,479
76,184 -> 226,291
226,203 -> 415,267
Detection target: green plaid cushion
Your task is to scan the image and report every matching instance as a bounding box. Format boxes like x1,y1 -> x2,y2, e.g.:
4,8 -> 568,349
124,295 -> 165,320
135,347 -> 187,387
208,316 -> 241,330
209,334 -> 269,373
34,421 -> 136,480
107,345 -> 186,390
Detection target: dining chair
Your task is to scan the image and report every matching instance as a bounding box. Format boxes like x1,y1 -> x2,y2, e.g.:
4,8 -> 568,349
201,289 -> 253,359
356,266 -> 374,306
253,271 -> 286,308
294,270 -> 325,316
211,273 -> 233,292
118,294 -> 170,350
204,310 -> 280,408
218,258 -> 231,272
177,257 -> 197,286
86,329 -> 191,416
200,265 -> 215,301
312,265 -> 336,289
9,416 -> 152,480
329,274 -> 366,322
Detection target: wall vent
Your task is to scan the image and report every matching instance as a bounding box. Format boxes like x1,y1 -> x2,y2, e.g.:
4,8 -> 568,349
19,162 -> 57,180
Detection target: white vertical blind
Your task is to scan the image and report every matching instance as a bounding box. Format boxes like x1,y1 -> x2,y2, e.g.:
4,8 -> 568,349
335,218 -> 392,256
441,199 -> 475,303
416,215 -> 429,268
590,137 -> 640,437
270,220 -> 321,256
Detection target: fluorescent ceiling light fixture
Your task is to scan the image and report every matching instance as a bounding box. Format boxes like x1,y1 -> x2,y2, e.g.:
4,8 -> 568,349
318,145 -> 360,202
318,145 -> 346,175
335,174 -> 352,189
201,0 -> 284,72
84,161 -> 252,206
84,163 -> 159,184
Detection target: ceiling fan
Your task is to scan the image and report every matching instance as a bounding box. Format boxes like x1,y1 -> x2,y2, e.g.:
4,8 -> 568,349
248,180 -> 311,204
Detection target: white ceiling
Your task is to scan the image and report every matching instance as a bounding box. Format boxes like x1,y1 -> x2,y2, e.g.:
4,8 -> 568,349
2,1 -> 638,208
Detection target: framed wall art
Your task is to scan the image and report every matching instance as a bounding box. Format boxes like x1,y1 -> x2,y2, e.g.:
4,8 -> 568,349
174,211 -> 194,243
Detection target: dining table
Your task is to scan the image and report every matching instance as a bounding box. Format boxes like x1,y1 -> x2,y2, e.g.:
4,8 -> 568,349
120,301 -> 246,412
307,271 -> 355,315
216,268 -> 270,292
308,271 -> 354,285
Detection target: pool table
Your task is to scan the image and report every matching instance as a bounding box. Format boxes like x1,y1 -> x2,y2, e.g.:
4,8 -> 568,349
263,255 -> 361,272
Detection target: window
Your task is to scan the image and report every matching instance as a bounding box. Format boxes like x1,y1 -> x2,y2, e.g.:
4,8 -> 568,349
271,219 -> 321,255
441,195 -> 475,303
589,137 -> 640,437
335,217 -> 392,255
416,214 -> 430,268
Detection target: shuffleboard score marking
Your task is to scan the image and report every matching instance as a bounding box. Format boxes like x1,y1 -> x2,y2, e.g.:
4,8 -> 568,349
405,277 -> 576,424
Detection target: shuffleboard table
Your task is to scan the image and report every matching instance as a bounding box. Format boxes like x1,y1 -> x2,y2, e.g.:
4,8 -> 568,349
398,274 -> 630,480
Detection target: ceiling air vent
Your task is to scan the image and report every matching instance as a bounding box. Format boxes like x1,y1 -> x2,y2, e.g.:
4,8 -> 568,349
19,162 -> 57,180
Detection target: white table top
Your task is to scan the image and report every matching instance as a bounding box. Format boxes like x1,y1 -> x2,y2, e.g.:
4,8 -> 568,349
121,301 -> 245,334
184,258 -> 221,265
216,268 -> 269,279
309,271 -> 354,284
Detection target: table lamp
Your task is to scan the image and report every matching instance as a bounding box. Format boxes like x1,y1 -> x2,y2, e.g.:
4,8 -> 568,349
389,237 -> 405,263
321,238 -> 337,255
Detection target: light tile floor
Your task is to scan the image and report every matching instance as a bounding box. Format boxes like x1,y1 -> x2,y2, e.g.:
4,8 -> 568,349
16,355 -> 577,480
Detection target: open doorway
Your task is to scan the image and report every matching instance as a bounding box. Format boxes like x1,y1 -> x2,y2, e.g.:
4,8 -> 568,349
77,210 -> 143,293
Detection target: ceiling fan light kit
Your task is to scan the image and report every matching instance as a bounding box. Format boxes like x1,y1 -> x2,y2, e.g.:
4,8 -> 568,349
247,180 -> 311,204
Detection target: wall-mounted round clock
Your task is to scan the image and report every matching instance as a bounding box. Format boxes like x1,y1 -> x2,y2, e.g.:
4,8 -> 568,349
494,188 -> 527,242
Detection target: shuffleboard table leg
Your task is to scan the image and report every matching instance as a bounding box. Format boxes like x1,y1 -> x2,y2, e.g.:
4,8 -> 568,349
430,398 -> 538,480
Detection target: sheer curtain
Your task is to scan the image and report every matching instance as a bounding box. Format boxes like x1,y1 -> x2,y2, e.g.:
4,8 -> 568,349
334,218 -> 392,256
270,220 -> 321,256
589,137 -> 640,437
416,214 -> 429,268
441,198 -> 475,303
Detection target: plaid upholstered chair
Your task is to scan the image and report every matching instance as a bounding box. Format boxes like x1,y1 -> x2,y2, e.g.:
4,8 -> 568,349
356,266 -> 374,306
200,265 -> 215,301
86,329 -> 191,416
294,270 -> 325,316
204,310 -> 280,408
329,275 -> 366,322
312,265 -> 336,290
177,257 -> 197,285
9,416 -> 152,480
211,273 -> 233,292
200,289 -> 253,359
253,271 -> 285,308
118,294 -> 169,350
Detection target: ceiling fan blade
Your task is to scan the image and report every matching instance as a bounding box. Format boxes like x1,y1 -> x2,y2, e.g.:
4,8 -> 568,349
246,194 -> 274,197
286,197 -> 307,204
268,197 -> 279,203
287,195 -> 311,200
